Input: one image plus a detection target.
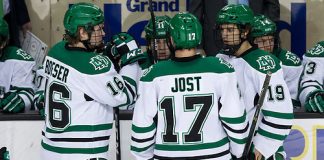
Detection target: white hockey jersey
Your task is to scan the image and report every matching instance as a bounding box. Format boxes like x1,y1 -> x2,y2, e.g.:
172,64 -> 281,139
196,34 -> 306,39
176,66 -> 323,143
217,47 -> 293,159
131,56 -> 248,159
40,41 -> 140,160
0,46 -> 35,110
299,41 -> 324,106
273,48 -> 303,106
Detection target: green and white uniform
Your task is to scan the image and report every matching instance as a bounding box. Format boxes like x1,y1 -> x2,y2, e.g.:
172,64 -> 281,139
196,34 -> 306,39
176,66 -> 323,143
0,46 -> 35,109
273,48 -> 303,106
40,41 -> 139,160
131,56 -> 248,159
299,41 -> 324,106
217,48 -> 293,159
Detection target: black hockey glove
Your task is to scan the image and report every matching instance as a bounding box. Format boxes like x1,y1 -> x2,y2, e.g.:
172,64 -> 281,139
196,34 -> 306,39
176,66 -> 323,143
105,33 -> 146,68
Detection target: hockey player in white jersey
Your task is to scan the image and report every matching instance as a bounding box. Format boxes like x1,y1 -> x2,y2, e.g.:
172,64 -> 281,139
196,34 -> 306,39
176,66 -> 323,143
40,3 -> 144,160
0,18 -> 35,113
251,15 -> 303,108
216,4 -> 293,160
131,12 -> 248,159
105,16 -> 172,72
299,41 -> 324,112
144,15 -> 172,64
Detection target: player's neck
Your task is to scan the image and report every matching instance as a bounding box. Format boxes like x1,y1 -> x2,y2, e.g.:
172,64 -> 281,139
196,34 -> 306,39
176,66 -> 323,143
175,48 -> 196,58
69,42 -> 87,49
235,41 -> 252,57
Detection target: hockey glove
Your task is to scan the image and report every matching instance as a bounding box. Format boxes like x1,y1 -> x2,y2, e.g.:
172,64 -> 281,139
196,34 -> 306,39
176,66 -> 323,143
104,32 -> 137,59
0,92 -> 25,113
305,89 -> 324,112
120,48 -> 146,67
108,33 -> 146,68
33,91 -> 45,119
0,147 -> 10,160
138,52 -> 153,70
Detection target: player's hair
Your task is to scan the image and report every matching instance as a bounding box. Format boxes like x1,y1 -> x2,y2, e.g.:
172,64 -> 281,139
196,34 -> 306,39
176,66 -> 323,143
63,27 -> 83,45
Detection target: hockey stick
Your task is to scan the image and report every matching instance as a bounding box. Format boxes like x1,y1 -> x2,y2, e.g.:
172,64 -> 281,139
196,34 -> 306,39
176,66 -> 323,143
148,0 -> 158,63
242,71 -> 272,159
114,107 -> 121,160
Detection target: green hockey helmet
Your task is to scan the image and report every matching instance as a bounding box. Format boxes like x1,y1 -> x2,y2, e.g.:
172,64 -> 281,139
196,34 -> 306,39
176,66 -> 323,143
216,4 -> 254,26
0,18 -> 9,38
63,2 -> 104,37
251,15 -> 276,37
169,12 -> 202,49
145,15 -> 171,40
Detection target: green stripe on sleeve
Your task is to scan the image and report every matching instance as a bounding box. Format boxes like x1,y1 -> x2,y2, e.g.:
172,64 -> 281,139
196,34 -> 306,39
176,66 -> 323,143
257,128 -> 287,141
46,123 -> 113,133
155,137 -> 229,151
220,111 -> 246,124
42,141 -> 108,154
35,90 -> 44,95
122,76 -> 137,92
132,123 -> 156,133
262,110 -> 294,119
131,143 -> 154,152
229,137 -> 247,144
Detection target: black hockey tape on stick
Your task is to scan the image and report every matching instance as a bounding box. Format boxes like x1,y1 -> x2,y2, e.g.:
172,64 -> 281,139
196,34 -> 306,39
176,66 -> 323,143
114,108 -> 121,160
242,71 -> 272,159
148,0 -> 158,63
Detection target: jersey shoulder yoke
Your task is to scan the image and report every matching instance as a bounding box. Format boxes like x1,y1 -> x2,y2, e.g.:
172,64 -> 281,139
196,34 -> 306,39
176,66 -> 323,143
276,49 -> 301,66
2,46 -> 34,61
48,41 -> 111,75
305,41 -> 324,57
141,56 -> 234,82
242,48 -> 281,74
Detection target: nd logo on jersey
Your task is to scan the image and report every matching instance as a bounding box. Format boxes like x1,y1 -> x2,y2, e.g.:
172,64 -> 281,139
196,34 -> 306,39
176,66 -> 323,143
17,49 -> 32,60
90,55 -> 110,70
308,43 -> 324,55
257,55 -> 276,71
218,58 -> 233,69
286,51 -> 300,64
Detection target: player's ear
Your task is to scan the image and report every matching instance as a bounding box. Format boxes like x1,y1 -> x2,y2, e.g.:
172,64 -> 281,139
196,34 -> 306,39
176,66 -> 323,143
79,27 -> 89,41
241,26 -> 251,39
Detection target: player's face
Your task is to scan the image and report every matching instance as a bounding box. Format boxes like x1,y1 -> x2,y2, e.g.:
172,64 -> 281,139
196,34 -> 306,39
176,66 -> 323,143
254,35 -> 274,53
151,38 -> 170,60
220,24 -> 241,45
89,23 -> 105,47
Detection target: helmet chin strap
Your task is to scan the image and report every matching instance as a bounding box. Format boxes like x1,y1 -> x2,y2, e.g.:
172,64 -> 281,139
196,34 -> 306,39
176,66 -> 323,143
222,29 -> 248,56
222,40 -> 245,56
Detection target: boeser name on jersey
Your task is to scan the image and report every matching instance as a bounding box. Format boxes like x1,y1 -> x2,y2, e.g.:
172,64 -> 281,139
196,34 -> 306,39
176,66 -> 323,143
45,59 -> 69,83
171,76 -> 201,92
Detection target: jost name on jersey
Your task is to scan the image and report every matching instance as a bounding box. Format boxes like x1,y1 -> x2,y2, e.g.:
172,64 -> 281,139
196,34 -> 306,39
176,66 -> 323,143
171,76 -> 202,92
